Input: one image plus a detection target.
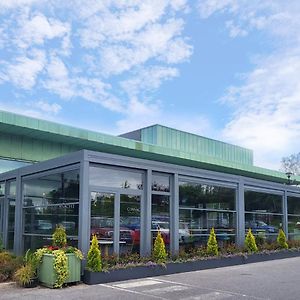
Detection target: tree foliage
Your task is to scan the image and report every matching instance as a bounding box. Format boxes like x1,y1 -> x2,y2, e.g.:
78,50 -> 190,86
152,230 -> 167,264
245,228 -> 258,253
281,152 -> 300,176
87,235 -> 102,272
207,227 -> 218,256
52,225 -> 67,248
277,229 -> 288,249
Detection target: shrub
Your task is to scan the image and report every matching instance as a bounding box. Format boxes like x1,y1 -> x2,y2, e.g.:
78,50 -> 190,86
0,252 -> 22,282
245,228 -> 258,253
152,230 -> 167,264
207,228 -> 219,256
52,225 -> 67,248
277,229 -> 288,249
87,235 -> 102,272
14,264 -> 35,287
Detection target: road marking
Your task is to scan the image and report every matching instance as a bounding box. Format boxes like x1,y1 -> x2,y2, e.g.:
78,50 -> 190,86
101,283 -> 168,300
114,279 -> 162,289
147,285 -> 189,294
183,292 -> 233,299
149,278 -> 266,300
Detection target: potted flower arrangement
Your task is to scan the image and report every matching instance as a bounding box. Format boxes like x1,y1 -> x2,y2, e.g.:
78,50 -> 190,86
35,225 -> 83,288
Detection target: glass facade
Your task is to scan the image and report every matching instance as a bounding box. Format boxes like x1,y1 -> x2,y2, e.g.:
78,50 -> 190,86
179,182 -> 236,248
23,169 -> 79,250
0,182 -> 4,243
287,196 -> 300,240
90,165 -> 143,190
244,190 -> 283,242
7,180 -> 16,250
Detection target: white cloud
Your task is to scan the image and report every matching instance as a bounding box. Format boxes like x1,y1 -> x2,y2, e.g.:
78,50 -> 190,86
0,49 -> 45,89
35,101 -> 62,114
198,0 -> 300,169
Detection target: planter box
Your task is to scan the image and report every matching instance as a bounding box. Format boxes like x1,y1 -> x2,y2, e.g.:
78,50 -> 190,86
83,250 -> 300,285
38,253 -> 81,288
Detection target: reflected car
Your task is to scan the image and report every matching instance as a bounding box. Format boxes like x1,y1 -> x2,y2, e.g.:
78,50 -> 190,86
245,221 -> 276,233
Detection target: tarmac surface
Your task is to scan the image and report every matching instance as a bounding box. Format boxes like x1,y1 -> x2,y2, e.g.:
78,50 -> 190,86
1,257 -> 300,300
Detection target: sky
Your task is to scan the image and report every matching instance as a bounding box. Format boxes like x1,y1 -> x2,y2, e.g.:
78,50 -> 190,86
0,0 -> 300,171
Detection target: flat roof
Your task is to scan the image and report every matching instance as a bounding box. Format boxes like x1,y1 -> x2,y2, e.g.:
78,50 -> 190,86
0,110 -> 298,184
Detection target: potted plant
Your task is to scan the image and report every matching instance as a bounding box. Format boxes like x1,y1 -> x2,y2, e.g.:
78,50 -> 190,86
14,250 -> 38,288
35,225 -> 83,288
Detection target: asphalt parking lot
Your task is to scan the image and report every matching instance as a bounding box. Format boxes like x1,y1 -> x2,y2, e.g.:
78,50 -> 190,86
1,257 -> 300,300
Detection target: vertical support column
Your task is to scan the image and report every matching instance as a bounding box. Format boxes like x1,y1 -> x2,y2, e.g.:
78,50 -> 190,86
14,173 -> 22,255
170,173 -> 179,256
114,193 -> 120,255
141,169 -> 152,256
283,189 -> 288,237
3,181 -> 9,249
79,157 -> 90,258
236,178 -> 245,247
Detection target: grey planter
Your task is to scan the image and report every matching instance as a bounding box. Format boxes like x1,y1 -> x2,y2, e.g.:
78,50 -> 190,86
83,250 -> 300,285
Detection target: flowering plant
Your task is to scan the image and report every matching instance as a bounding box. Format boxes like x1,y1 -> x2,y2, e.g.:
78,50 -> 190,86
34,226 -> 83,288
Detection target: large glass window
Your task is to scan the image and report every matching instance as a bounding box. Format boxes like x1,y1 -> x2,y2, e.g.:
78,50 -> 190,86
7,180 -> 16,250
287,196 -> 300,240
0,182 -> 5,243
179,182 -> 236,248
90,165 -> 143,190
23,169 -> 79,250
152,174 -> 170,192
245,190 -> 283,242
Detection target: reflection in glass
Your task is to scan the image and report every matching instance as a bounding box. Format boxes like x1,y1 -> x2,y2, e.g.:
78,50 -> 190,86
179,182 -> 236,247
120,195 -> 140,255
152,195 -> 170,247
245,191 -> 283,242
0,182 -> 5,197
152,174 -> 170,192
90,192 -> 114,256
22,169 -> 80,250
7,180 -> 16,250
89,165 -> 143,190
287,196 -> 300,240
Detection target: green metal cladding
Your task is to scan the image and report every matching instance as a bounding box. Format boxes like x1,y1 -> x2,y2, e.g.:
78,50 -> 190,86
0,110 -> 298,184
140,125 -> 253,166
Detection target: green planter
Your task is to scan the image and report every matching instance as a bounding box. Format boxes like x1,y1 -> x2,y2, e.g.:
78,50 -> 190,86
38,253 -> 81,288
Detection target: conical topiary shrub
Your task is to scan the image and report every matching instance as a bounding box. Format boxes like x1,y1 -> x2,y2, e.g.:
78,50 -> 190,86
52,225 -> 67,248
277,229 -> 288,249
87,235 -> 102,272
207,227 -> 218,256
245,228 -> 258,253
152,230 -> 167,264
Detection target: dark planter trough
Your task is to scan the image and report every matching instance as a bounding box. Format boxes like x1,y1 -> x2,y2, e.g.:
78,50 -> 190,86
83,250 -> 300,285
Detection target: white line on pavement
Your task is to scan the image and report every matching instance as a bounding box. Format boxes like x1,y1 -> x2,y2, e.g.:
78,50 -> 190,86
114,279 -> 162,289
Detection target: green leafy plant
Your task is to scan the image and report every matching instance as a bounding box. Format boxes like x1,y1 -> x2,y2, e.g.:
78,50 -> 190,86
14,264 -> 35,287
277,229 -> 288,249
152,230 -> 167,264
87,235 -> 102,272
0,252 -> 22,282
245,228 -> 258,253
207,227 -> 218,256
53,250 -> 69,288
52,225 -> 67,248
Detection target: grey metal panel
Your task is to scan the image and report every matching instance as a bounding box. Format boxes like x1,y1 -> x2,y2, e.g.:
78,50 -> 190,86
114,193 -> 120,255
13,173 -> 22,255
283,190 -> 288,237
79,158 -> 90,258
179,175 -> 238,189
170,173 -> 179,255
144,169 -> 152,256
237,178 -> 245,246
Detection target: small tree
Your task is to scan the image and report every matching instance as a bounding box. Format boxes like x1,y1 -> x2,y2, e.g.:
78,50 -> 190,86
152,230 -> 167,264
277,229 -> 288,249
245,228 -> 258,253
207,227 -> 218,256
52,225 -> 67,248
87,235 -> 102,272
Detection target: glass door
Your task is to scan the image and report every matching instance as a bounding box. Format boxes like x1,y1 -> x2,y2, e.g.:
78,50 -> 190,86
90,192 -> 115,256
120,194 -> 141,255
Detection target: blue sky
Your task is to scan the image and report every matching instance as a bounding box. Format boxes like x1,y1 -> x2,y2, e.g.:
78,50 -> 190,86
0,1 -> 300,170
